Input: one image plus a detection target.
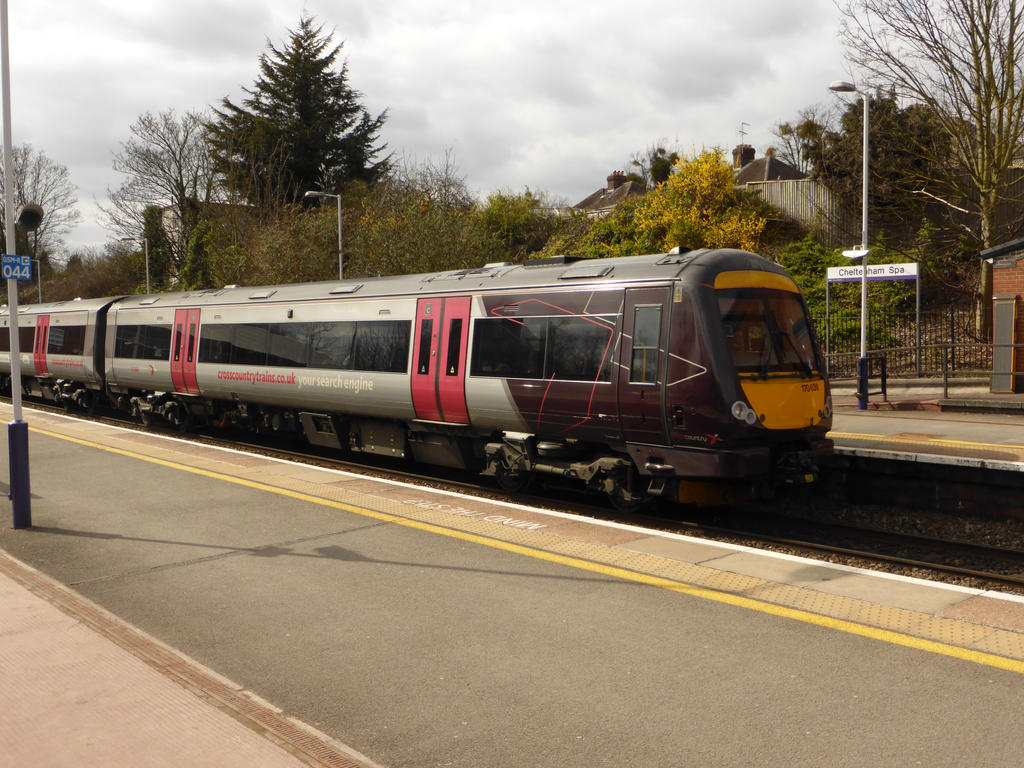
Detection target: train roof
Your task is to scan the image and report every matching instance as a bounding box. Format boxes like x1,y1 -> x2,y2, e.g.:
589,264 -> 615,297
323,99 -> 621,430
5,249 -> 791,315
0,295 -> 123,319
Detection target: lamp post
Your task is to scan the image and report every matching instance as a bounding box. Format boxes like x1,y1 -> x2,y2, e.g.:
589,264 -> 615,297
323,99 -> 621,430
829,79 -> 871,410
304,190 -> 343,280
2,0 -> 32,528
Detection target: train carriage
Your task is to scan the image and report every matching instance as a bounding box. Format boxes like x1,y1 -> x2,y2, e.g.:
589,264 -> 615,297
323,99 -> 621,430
1,248 -> 832,508
0,296 -> 120,409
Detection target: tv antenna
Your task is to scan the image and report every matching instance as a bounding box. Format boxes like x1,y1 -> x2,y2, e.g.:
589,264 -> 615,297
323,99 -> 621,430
739,121 -> 750,143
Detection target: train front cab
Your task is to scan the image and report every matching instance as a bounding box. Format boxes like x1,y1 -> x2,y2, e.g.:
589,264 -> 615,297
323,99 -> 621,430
680,267 -> 832,503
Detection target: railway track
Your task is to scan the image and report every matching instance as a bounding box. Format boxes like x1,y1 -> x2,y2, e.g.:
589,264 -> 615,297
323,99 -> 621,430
11,397 -> 1024,593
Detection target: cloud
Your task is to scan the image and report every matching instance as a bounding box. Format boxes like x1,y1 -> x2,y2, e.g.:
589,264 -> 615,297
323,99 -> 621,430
2,0 -> 846,251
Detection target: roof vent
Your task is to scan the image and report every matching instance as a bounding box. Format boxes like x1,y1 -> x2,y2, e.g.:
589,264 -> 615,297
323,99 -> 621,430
559,264 -> 613,279
328,283 -> 363,295
524,254 -> 581,268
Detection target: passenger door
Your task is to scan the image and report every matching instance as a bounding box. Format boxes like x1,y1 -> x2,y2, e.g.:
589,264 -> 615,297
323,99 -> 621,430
33,315 -> 50,376
170,308 -> 201,394
411,297 -> 471,423
617,288 -> 670,444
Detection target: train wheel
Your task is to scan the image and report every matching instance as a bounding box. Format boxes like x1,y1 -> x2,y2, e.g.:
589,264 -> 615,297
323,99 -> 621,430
609,487 -> 651,514
132,403 -> 151,428
607,466 -> 651,514
494,461 -> 531,494
166,401 -> 194,433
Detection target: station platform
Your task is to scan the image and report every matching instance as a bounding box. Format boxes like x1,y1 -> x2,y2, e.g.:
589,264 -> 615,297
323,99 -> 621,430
831,375 -> 1022,413
3,404 -> 1024,767
831,377 -> 1024,470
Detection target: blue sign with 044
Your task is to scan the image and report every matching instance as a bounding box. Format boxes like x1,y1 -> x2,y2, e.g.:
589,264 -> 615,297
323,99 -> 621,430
1,253 -> 32,281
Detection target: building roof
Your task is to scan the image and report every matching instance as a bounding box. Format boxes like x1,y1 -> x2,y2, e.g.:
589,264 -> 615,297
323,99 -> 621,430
734,155 -> 806,184
982,237 -> 1024,261
574,180 -> 646,211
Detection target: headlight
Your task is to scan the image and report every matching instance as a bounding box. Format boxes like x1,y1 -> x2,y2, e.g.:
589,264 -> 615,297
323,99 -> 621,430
731,400 -> 759,425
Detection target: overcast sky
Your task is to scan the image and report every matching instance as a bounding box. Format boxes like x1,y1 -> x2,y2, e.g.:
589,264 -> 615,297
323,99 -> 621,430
6,1 -> 850,253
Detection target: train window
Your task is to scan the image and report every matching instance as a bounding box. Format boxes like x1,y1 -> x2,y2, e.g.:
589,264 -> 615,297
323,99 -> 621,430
140,325 -> 171,360
353,320 -> 410,373
186,325 -> 197,363
445,318 -> 463,376
718,288 -> 820,376
546,316 -> 614,382
309,322 -> 355,369
114,325 -> 139,358
114,324 -> 173,360
471,318 -> 545,379
417,319 -> 433,374
19,326 -> 34,352
47,325 -> 86,356
198,324 -> 233,364
630,306 -> 661,384
173,324 -> 183,363
266,323 -> 311,368
471,316 -> 615,382
0,326 -> 35,353
195,321 -> 409,372
230,324 -> 270,366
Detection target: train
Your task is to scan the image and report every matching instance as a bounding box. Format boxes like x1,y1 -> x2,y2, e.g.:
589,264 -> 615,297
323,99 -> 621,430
0,247 -> 832,509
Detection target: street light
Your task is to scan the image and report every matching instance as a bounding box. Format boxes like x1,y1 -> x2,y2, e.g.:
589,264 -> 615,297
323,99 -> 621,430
304,190 -> 343,280
2,0 -> 34,528
829,79 -> 871,410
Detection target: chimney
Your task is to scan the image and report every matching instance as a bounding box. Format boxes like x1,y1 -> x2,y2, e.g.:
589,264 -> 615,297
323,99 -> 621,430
607,170 -> 627,190
732,144 -> 755,169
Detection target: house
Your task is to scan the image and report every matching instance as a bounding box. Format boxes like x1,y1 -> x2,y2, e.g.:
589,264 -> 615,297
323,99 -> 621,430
731,143 -> 807,183
574,171 -> 646,217
732,144 -> 848,247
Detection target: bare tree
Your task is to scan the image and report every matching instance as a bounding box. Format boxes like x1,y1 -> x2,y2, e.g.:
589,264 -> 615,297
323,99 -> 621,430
838,0 -> 1024,333
771,106 -> 828,174
103,110 -> 218,272
0,143 -> 80,259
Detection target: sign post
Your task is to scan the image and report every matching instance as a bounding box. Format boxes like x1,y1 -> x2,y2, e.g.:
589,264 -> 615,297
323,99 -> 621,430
826,261 -> 922,385
1,1 -> 30,529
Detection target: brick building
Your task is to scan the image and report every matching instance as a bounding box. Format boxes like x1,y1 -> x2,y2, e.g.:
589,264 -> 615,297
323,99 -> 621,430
985,237 -> 1024,392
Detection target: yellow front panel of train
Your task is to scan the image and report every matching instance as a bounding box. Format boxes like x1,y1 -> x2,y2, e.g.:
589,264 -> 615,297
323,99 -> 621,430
739,376 -> 828,430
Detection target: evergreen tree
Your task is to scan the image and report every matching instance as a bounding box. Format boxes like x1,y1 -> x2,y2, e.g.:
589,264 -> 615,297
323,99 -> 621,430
207,14 -> 389,207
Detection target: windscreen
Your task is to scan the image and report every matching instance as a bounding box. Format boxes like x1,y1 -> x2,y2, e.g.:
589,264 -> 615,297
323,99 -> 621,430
718,288 -> 820,376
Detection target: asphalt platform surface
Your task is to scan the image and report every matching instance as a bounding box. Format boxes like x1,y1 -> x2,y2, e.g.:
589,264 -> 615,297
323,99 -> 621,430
2,404 -> 1024,767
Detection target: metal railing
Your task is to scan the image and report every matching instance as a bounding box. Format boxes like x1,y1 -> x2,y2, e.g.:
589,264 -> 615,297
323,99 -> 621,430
812,307 -> 992,379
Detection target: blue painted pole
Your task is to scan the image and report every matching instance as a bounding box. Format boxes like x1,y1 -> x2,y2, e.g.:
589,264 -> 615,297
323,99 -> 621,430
857,356 -> 868,411
8,419 -> 29,527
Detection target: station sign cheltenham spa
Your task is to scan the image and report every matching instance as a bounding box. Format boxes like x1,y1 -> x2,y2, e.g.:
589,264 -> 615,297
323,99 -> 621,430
826,262 -> 919,283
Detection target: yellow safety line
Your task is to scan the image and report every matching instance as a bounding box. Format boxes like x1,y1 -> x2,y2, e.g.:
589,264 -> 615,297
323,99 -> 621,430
832,431 -> 1024,452
27,425 -> 1024,676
